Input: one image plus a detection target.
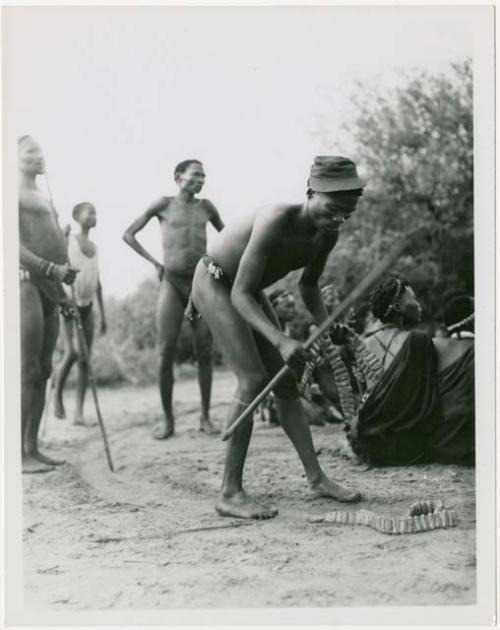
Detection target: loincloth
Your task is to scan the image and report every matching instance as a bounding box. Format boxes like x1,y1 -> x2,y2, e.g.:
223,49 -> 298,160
163,269 -> 193,309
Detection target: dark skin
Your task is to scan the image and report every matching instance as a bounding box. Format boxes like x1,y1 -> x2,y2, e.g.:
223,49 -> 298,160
123,162 -> 224,438
192,188 -> 362,519
19,138 -> 78,473
53,204 -> 107,425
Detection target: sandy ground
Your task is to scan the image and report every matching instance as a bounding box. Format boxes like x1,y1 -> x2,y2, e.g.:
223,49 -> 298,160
23,368 -> 476,610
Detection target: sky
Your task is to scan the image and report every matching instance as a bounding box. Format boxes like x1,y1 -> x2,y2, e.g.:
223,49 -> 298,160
4,5 -> 478,298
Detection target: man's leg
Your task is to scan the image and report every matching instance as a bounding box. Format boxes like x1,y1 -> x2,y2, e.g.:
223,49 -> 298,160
74,307 -> 96,426
192,262 -> 278,519
53,316 -> 77,419
21,283 -> 54,473
30,300 -> 65,465
191,316 -> 218,434
255,304 -> 361,503
154,280 -> 185,439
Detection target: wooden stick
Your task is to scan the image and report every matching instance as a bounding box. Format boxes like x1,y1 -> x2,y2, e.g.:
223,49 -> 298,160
222,228 -> 425,441
70,285 -> 115,472
44,170 -> 114,471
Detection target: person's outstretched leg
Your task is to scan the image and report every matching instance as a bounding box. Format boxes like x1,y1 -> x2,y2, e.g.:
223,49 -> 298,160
74,307 -> 96,426
21,283 -> 54,473
192,262 -> 278,519
192,316 -> 218,434
274,397 -> 360,501
254,312 -> 361,503
154,280 -> 185,439
53,317 -> 76,419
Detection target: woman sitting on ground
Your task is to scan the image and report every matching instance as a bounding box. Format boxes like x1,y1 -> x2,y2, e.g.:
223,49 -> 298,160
430,293 -> 475,465
345,275 -> 441,466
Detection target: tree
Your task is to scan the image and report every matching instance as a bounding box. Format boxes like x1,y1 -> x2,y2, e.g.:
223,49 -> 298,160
317,60 -> 473,318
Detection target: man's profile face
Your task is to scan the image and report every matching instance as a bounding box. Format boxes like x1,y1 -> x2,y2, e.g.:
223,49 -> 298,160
310,190 -> 360,232
176,163 -> 205,194
19,139 -> 45,176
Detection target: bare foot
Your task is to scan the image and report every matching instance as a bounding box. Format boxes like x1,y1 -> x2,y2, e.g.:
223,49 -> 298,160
30,449 -> 66,466
153,422 -> 175,440
22,455 -> 55,474
199,418 -> 220,435
215,490 -> 278,519
310,475 -> 361,503
73,415 -> 98,427
53,399 -> 66,420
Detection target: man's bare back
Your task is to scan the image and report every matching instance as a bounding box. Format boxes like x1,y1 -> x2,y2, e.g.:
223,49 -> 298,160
207,204 -> 329,288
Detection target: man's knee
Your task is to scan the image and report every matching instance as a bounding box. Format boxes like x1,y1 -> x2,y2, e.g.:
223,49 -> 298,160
196,341 -> 212,365
39,360 -> 53,382
158,344 -> 177,366
272,372 -> 299,400
238,370 -> 269,399
76,353 -> 88,369
22,358 -> 42,385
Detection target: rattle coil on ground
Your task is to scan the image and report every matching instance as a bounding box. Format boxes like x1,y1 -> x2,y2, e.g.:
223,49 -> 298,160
307,500 -> 457,534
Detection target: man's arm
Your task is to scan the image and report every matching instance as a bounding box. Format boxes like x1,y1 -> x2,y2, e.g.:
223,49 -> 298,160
231,207 -> 307,368
19,243 -> 78,285
205,199 -> 225,232
122,198 -> 167,279
231,208 -> 284,345
96,279 -> 107,334
299,230 -> 339,325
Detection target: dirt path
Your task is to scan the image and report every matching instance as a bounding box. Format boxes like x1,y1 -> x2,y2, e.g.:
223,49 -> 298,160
23,369 -> 476,610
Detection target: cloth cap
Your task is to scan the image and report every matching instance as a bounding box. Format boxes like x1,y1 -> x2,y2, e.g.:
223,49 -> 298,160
308,156 -> 365,193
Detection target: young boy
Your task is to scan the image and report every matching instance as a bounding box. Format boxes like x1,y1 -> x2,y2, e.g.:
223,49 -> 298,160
53,202 -> 106,425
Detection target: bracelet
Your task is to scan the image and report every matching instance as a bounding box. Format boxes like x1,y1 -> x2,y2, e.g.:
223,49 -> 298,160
38,259 -> 49,275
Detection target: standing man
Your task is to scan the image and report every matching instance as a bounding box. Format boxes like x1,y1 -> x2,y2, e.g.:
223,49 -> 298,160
53,202 -> 107,426
19,135 -> 78,473
192,156 -> 364,519
123,160 -> 224,439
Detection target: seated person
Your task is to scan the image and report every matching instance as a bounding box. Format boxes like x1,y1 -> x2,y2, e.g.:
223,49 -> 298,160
346,276 -> 441,466
430,293 -> 475,465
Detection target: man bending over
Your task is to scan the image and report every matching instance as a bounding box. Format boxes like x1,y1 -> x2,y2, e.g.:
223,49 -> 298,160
192,156 -> 364,519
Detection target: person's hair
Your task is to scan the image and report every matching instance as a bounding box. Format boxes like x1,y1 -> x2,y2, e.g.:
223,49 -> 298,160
18,135 -> 35,147
72,202 -> 94,222
370,275 -> 409,323
174,159 -> 203,179
444,294 -> 474,333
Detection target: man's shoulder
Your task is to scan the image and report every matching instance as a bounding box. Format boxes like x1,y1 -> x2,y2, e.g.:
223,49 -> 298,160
198,198 -> 216,214
148,196 -> 172,216
256,202 -> 297,222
